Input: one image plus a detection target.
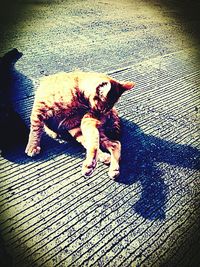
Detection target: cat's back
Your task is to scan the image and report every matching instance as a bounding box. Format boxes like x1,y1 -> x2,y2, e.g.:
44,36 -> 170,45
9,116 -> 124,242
37,72 -> 76,96
35,70 -> 110,102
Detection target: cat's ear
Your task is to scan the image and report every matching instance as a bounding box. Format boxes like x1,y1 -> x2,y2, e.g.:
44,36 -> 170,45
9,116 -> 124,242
121,81 -> 136,91
98,82 -> 111,98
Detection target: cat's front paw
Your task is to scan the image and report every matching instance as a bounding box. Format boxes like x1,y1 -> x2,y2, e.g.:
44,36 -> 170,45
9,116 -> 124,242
25,144 -> 41,157
82,157 -> 97,176
98,151 -> 111,165
108,167 -> 120,179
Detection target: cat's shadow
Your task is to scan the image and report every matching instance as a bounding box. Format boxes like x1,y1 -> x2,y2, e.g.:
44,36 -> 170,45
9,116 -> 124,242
1,49 -> 199,221
118,119 -> 199,220
0,49 -> 31,154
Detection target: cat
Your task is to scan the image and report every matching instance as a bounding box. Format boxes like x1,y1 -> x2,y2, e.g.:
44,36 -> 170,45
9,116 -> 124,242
25,71 -> 135,179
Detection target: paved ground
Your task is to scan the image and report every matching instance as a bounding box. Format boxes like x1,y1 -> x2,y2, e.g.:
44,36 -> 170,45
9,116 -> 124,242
0,0 -> 200,266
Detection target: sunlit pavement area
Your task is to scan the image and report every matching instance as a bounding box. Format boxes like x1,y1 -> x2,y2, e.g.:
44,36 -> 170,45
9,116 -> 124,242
0,0 -> 200,266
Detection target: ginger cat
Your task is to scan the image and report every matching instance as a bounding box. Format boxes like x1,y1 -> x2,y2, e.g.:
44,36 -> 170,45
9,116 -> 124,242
25,71 -> 135,179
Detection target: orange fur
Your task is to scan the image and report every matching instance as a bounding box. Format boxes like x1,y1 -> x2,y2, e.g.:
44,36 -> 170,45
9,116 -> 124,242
25,71 -> 135,178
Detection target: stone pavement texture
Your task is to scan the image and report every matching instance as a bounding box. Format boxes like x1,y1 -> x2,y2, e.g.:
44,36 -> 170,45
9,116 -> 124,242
0,0 -> 200,266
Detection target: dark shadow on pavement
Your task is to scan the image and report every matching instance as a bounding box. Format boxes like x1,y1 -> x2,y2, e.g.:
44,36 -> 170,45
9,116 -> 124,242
0,49 -> 30,156
117,119 -> 200,221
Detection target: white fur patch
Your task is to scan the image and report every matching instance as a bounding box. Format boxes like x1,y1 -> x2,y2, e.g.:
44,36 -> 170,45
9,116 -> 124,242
99,82 -> 111,98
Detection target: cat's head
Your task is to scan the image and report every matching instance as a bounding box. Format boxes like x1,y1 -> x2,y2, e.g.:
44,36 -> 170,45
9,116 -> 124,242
91,77 -> 135,113
0,48 -> 23,67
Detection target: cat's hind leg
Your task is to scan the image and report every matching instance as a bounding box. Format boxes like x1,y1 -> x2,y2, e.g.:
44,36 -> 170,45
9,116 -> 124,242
70,113 -> 110,177
98,150 -> 111,165
68,124 -> 97,176
100,134 -> 121,179
68,127 -> 111,169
